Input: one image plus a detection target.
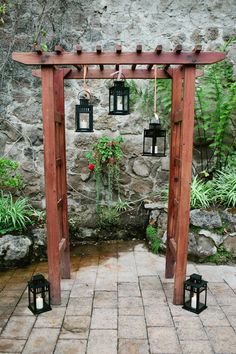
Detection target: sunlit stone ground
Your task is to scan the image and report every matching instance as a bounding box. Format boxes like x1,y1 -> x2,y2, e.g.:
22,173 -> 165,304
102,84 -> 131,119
0,240 -> 235,353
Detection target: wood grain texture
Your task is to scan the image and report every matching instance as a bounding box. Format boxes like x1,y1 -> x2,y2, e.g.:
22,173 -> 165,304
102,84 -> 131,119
12,51 -> 225,65
173,66 -> 196,305
41,66 -> 61,305
165,68 -> 183,279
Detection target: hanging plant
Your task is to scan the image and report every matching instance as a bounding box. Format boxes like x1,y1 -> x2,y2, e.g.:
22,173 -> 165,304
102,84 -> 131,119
85,136 -> 124,225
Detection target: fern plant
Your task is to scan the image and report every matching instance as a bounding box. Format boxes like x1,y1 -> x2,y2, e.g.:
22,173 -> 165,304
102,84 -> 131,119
190,176 -> 213,209
195,40 -> 236,172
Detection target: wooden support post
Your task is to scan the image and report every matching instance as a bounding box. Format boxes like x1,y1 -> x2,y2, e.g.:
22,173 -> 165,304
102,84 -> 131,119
41,66 -> 61,305
54,69 -> 71,279
173,65 -> 196,305
165,68 -> 182,278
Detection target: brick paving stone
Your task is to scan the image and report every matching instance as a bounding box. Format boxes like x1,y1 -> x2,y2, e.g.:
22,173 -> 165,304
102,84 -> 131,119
95,276 -> 117,291
118,316 -> 147,339
0,339 -> 25,353
199,306 -> 231,326
180,340 -> 214,354
60,279 -> 75,290
22,328 -> 60,354
87,329 -> 117,354
54,339 -> 87,354
70,283 -> 94,297
168,303 -> 198,317
34,307 -> 66,328
118,297 -> 144,316
139,276 -> 162,291
118,339 -> 149,354
205,326 -> 236,353
1,316 -> 35,339
0,317 -> 9,328
118,283 -> 141,297
60,316 -> 90,339
91,308 -> 117,329
148,327 -> 182,354
144,306 -> 173,327
176,326 -> 208,341
13,306 -> 34,316
66,297 -> 93,316
173,315 -> 206,328
93,291 -> 117,308
141,290 -> 167,306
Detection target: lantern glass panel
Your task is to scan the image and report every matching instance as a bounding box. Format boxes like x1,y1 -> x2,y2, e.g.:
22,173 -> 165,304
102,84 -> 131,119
116,95 -> 123,111
109,93 -> 114,112
80,113 -> 90,129
156,136 -> 165,155
124,95 -> 128,111
143,136 -> 153,155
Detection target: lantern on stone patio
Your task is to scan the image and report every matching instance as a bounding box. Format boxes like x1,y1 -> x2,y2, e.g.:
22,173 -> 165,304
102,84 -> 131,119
109,71 -> 130,115
75,90 -> 94,132
183,273 -> 208,314
28,274 -> 52,315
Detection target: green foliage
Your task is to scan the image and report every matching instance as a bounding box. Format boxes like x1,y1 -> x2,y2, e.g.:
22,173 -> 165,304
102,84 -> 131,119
206,246 -> 234,264
97,206 -> 120,229
0,193 -> 34,235
127,78 -> 172,123
114,197 -> 131,212
86,136 -> 125,226
0,158 -> 23,191
211,166 -> 236,207
146,225 -> 161,254
0,3 -> 6,24
190,176 -> 213,209
195,41 -> 236,172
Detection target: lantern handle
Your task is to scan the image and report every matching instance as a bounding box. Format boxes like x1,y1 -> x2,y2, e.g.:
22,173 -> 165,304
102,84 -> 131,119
78,89 -> 91,100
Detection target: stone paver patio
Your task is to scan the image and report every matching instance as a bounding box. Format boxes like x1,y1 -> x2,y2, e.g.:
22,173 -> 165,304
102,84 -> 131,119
0,240 -> 236,354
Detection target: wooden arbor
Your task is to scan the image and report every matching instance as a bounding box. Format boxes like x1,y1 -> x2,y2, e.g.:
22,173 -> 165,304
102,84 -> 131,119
12,45 -> 225,305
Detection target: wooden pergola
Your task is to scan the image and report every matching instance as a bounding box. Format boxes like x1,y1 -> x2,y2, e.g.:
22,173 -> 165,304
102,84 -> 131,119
12,44 -> 225,305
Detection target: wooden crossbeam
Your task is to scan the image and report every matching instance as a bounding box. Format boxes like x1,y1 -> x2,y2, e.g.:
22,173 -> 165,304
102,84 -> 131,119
34,45 -> 43,55
132,45 -> 142,70
96,45 -> 104,70
12,51 -> 225,66
32,68 -> 204,80
174,45 -> 182,54
193,45 -> 202,54
75,45 -> 82,54
55,45 -> 64,54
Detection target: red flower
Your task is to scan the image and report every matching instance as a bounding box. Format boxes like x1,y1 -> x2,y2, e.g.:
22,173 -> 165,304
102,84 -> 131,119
88,163 -> 95,171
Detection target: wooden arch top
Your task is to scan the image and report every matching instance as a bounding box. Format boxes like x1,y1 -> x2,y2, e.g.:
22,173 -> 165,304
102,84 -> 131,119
12,44 -> 226,81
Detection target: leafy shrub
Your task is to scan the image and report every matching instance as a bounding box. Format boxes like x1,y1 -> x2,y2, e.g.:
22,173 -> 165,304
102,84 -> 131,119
211,166 -> 236,207
146,225 -> 161,254
190,176 -> 213,209
0,193 -> 34,235
207,246 -> 234,264
0,158 -> 23,191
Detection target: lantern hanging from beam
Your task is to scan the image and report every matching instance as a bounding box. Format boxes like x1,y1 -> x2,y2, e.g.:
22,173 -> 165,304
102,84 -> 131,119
28,274 -> 52,315
109,72 -> 130,115
183,273 -> 208,314
143,115 -> 166,157
75,90 -> 94,132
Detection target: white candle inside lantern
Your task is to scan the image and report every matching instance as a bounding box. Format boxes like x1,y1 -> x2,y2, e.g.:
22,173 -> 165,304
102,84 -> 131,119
191,294 -> 197,309
117,96 -> 123,110
154,146 -> 158,154
36,295 -> 43,310
80,118 -> 88,129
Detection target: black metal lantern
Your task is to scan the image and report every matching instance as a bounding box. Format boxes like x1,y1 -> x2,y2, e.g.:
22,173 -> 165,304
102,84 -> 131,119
28,274 -> 52,315
75,91 -> 93,132
183,273 -> 208,314
109,78 -> 130,115
143,122 -> 166,157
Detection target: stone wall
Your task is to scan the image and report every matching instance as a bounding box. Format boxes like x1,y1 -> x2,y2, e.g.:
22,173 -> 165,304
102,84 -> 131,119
145,203 -> 236,260
1,0 -> 236,235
